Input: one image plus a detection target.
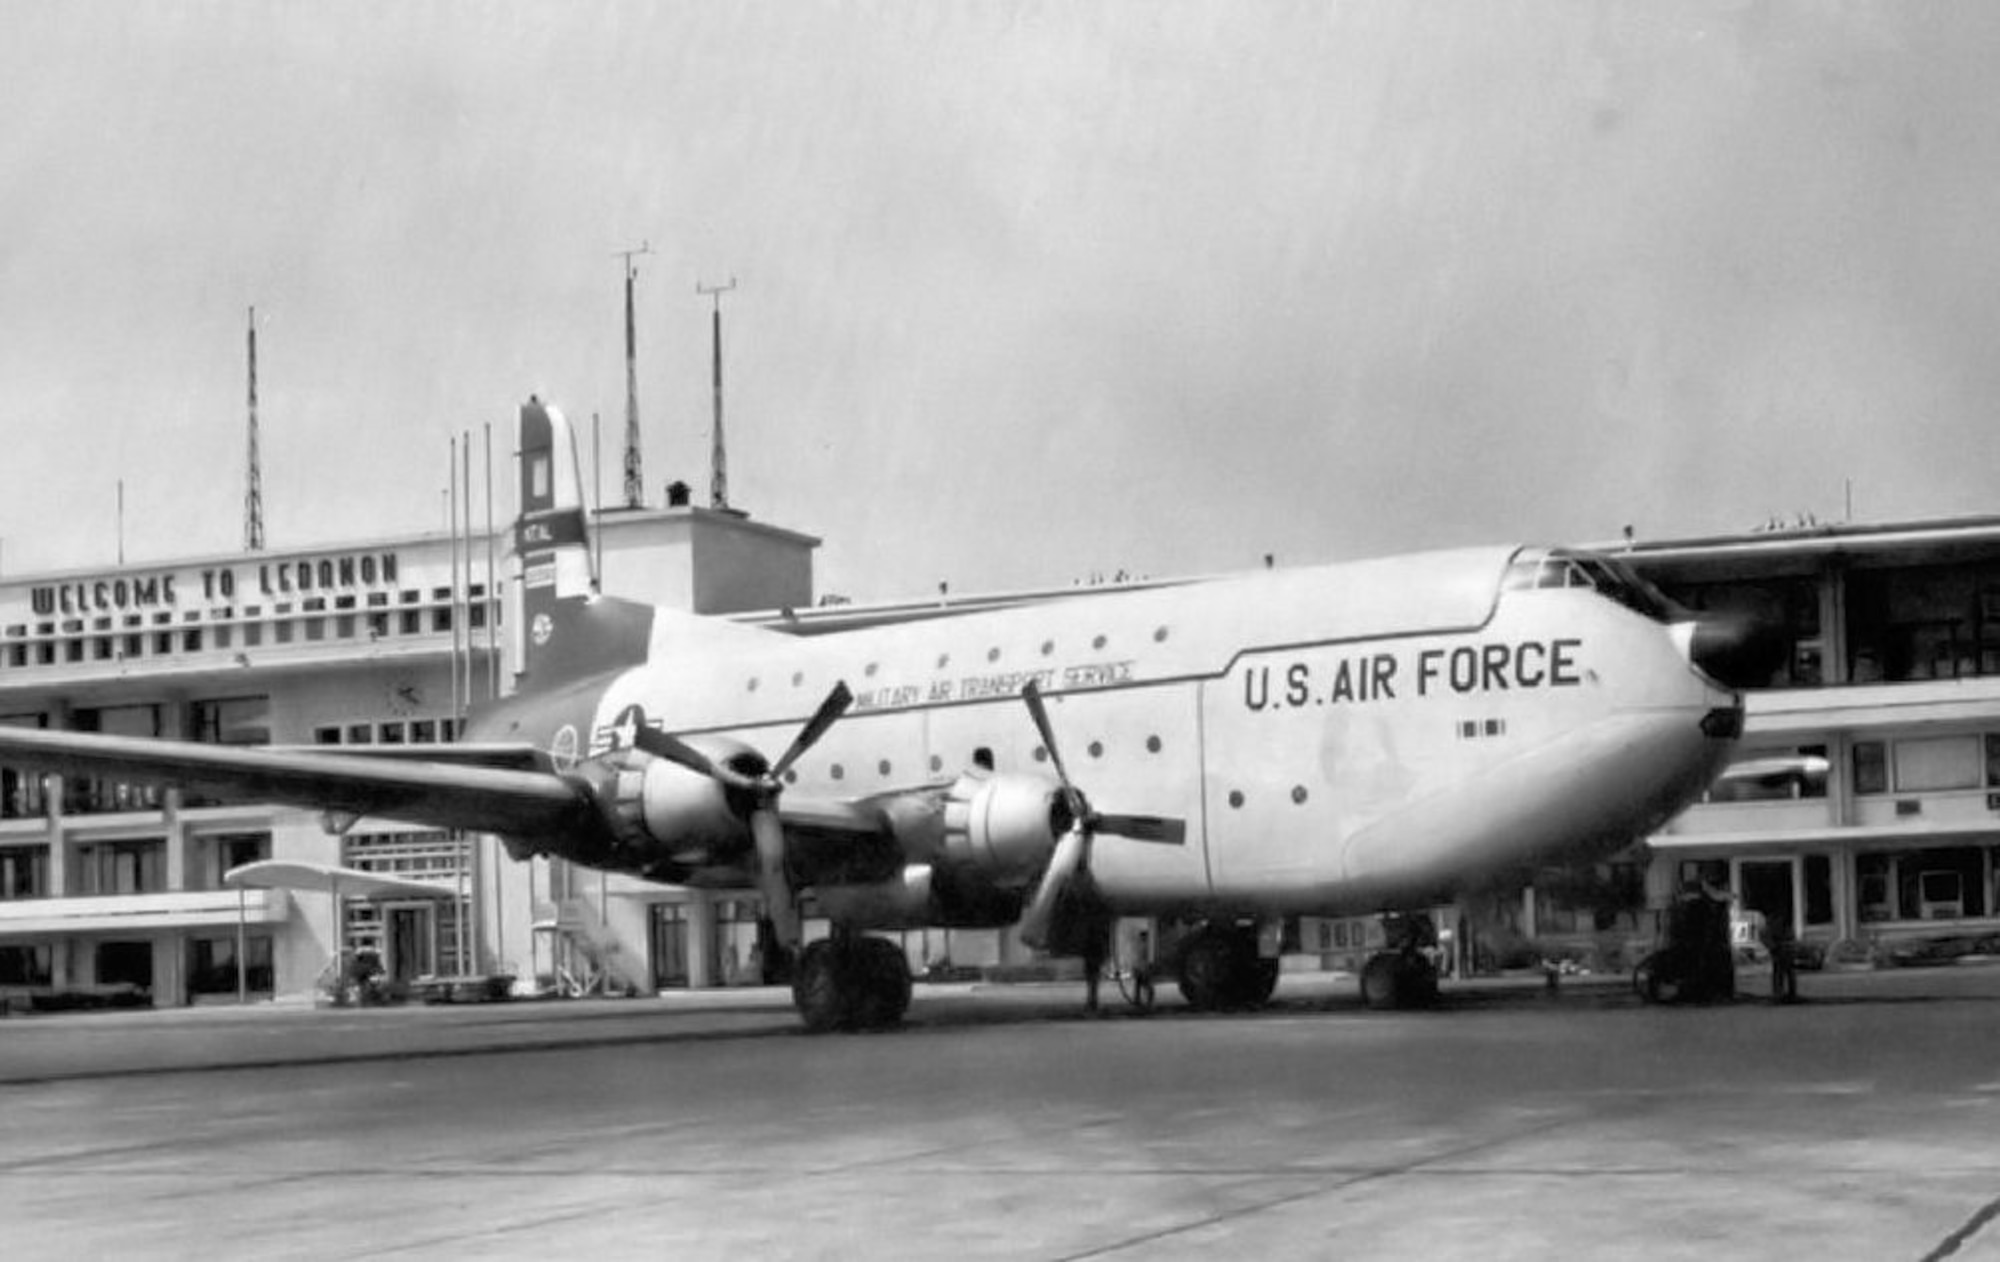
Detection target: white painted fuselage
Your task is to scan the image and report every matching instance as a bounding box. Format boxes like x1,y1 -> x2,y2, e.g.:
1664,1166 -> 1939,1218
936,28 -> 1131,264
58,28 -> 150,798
581,545 -> 1738,921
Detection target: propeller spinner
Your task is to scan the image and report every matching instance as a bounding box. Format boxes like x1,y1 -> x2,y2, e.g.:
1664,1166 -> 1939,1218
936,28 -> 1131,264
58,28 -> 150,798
627,681 -> 854,953
1015,680 -> 1185,949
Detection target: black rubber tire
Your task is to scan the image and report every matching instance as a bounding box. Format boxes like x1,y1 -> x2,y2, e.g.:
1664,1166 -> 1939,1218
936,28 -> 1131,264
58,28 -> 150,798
849,936 -> 911,1030
791,937 -> 911,1033
792,940 -> 850,1032
1177,931 -> 1242,1011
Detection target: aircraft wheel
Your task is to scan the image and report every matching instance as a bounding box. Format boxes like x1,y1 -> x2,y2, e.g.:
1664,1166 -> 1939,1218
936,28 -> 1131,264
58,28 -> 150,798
791,937 -> 910,1032
1177,930 -> 1244,1011
792,940 -> 850,1032
849,936 -> 911,1030
1178,928 -> 1273,1011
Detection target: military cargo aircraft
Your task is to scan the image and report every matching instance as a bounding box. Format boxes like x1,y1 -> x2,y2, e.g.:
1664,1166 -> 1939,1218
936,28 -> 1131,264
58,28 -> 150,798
0,400 -> 1772,1030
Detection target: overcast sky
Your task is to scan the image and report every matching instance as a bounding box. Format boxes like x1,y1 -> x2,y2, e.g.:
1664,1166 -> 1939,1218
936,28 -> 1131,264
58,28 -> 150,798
4,2 -> 1998,599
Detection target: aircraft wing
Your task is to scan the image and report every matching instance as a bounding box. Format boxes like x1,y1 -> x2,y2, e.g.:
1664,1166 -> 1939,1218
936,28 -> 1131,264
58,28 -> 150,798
0,727 -> 593,839
268,743 -> 557,774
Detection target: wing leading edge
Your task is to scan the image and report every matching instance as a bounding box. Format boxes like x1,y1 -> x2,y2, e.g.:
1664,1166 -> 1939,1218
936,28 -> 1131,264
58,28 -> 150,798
0,727 -> 592,840
0,726 -> 899,880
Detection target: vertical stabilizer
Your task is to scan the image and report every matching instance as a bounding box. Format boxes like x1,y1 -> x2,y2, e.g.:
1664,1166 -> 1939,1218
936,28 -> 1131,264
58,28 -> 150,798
517,397 -> 596,600
514,398 -> 652,687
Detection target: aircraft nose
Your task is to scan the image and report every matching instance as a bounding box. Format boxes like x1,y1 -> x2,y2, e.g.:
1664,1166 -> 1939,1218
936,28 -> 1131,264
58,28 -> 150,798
1688,604 -> 1791,690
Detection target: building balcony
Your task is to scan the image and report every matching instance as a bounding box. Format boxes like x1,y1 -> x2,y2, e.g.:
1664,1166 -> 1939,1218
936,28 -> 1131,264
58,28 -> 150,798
0,888 -> 290,935
1666,798 -> 1838,839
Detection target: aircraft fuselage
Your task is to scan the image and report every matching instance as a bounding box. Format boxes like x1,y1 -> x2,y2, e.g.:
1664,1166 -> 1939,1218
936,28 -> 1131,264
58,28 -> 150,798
483,544 -> 1740,924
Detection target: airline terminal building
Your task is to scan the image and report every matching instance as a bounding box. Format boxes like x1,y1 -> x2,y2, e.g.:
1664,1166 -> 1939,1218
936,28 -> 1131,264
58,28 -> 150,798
0,504 -> 818,1007
1622,516 -> 2000,965
3,499 -> 2000,1006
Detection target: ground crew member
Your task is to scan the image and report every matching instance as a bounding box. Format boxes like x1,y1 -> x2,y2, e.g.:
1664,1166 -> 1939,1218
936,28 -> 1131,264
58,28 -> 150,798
1764,913 -> 1799,1004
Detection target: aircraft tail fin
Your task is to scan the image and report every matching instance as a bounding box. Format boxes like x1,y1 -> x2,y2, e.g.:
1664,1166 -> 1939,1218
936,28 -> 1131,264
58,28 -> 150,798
513,398 -> 651,688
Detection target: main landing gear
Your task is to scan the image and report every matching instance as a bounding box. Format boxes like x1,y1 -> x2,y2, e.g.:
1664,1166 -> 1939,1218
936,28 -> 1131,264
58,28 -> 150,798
791,930 -> 912,1033
1358,912 -> 1441,1010
1174,921 -> 1282,1012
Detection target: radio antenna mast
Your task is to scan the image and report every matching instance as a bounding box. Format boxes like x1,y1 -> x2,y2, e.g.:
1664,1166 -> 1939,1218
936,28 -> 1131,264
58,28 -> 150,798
245,306 -> 265,551
697,277 -> 737,510
614,242 -> 651,509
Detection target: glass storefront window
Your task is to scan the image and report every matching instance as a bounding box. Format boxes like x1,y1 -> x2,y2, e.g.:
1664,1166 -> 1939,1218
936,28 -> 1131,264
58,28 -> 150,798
188,935 -> 273,995
1857,847 -> 1988,921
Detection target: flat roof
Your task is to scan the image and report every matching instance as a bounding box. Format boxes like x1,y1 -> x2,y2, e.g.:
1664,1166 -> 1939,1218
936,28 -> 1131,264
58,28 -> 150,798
1603,515 -> 2000,580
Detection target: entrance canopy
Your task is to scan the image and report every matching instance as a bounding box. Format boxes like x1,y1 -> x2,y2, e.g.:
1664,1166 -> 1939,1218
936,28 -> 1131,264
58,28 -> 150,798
224,859 -> 453,901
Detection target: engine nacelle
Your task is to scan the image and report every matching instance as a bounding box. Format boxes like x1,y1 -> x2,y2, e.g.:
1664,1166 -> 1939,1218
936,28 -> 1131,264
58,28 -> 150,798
637,756 -> 755,858
939,772 -> 1067,887
575,736 -> 760,871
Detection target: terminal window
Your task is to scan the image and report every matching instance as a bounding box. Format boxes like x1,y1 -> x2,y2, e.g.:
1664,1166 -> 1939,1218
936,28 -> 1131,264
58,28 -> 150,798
0,846 -> 47,899
73,839 -> 165,896
1856,847 -> 1989,921
191,697 -> 270,746
187,934 -> 273,996
0,944 -> 51,986
203,832 -> 270,888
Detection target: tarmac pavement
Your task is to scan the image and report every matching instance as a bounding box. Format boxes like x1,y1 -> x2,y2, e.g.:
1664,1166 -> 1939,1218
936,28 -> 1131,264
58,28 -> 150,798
4,965 -> 2000,1259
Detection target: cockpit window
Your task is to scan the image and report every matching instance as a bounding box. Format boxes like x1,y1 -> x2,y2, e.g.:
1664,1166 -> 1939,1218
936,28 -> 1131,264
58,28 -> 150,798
1504,549 -> 1680,623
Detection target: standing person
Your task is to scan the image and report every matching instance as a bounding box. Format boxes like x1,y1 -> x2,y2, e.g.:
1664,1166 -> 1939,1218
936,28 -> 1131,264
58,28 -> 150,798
1764,912 -> 1799,1003
1058,865 -> 1111,1015
1081,914 -> 1108,1014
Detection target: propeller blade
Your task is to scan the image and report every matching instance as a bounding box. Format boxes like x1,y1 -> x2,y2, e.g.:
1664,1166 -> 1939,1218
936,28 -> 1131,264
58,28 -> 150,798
1020,681 -> 1077,800
770,681 -> 854,782
749,808 -> 800,952
631,726 -> 745,785
1016,826 -> 1089,951
1092,814 -> 1187,846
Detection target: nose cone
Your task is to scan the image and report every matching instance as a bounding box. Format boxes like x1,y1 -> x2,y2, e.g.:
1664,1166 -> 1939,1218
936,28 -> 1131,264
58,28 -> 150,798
1689,607 -> 1792,689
